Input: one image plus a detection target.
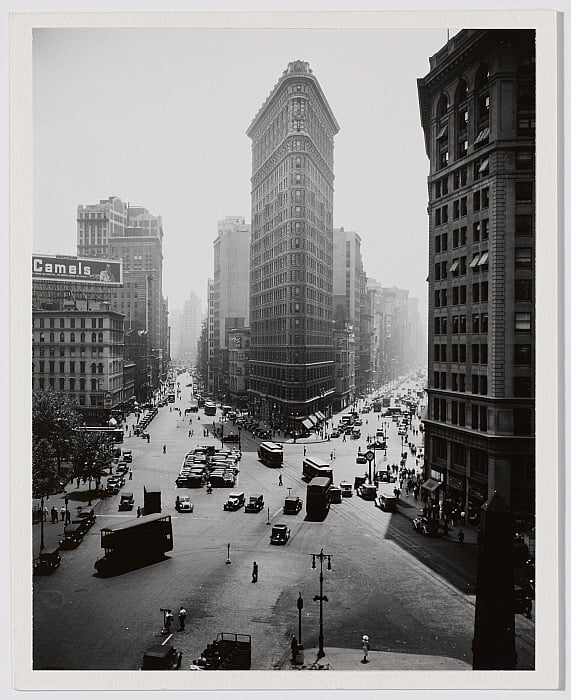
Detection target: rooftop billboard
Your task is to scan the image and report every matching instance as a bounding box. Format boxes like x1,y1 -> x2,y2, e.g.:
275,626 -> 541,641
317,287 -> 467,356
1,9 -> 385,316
32,255 -> 123,285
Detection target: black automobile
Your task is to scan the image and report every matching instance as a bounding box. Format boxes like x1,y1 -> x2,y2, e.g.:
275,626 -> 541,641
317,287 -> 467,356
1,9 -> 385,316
283,496 -> 303,514
412,515 -> 440,537
33,548 -> 61,576
141,645 -> 182,670
245,494 -> 264,513
270,524 -> 291,545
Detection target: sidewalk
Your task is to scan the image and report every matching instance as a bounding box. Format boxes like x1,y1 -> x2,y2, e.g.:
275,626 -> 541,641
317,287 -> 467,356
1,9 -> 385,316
280,646 -> 470,671
394,487 -> 479,545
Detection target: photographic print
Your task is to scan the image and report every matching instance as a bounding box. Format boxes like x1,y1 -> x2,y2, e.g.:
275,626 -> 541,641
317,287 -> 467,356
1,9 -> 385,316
11,9 -> 560,692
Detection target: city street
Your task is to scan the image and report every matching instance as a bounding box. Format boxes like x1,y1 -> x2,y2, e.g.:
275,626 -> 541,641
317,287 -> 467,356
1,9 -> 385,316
32,374 -> 534,671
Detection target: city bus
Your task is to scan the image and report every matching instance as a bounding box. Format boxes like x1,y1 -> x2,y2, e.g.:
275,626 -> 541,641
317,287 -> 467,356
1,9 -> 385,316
204,401 -> 217,416
257,441 -> 284,467
75,426 -> 124,444
94,514 -> 173,575
306,476 -> 332,520
302,457 -> 333,482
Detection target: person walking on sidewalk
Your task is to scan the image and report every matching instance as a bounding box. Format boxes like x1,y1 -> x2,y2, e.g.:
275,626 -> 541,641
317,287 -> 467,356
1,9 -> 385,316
178,606 -> 188,631
278,474 -> 283,486
458,528 -> 465,547
252,561 -> 258,583
361,635 -> 370,664
163,444 -> 167,454
290,635 -> 299,664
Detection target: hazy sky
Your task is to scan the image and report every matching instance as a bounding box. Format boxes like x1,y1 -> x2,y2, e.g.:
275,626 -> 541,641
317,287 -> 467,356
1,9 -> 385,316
33,27 -> 451,315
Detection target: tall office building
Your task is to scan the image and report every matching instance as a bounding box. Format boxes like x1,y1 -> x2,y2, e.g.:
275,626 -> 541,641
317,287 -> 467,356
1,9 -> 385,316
77,197 -> 169,390
246,60 -> 339,430
418,29 -> 535,524
206,217 -> 251,396
181,292 -> 203,366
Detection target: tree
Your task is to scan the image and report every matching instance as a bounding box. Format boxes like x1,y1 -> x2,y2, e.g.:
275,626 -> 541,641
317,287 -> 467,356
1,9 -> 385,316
32,438 -> 59,554
68,430 -> 114,492
32,389 -> 81,468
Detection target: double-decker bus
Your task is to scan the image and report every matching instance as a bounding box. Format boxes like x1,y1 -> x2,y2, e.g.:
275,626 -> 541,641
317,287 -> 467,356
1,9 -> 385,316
306,476 -> 332,520
204,401 -> 217,416
75,426 -> 124,444
302,457 -> 333,482
257,441 -> 284,467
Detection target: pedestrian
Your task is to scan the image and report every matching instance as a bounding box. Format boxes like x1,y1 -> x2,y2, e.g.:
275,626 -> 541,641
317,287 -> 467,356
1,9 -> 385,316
60,506 -> 66,523
458,529 -> 465,547
278,474 -> 283,487
66,509 -> 71,524
42,505 -> 49,522
137,506 -> 141,518
252,561 -> 258,583
147,434 -> 150,443
77,477 -> 81,488
178,606 -> 188,631
330,451 -> 334,461
51,506 -> 58,523
189,430 -> 191,437
291,635 -> 299,664
343,433 -> 347,442
129,468 -> 133,480
164,610 -> 174,633
361,635 -> 369,664
163,444 -> 167,454
303,446 -> 306,456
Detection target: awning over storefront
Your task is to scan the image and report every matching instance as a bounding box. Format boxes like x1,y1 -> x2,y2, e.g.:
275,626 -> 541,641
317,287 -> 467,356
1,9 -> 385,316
301,419 -> 313,430
315,411 -> 325,422
307,414 -> 318,426
421,479 -> 442,493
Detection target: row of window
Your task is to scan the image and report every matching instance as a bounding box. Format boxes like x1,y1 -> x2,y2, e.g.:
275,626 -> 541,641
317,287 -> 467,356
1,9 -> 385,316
434,371 -> 488,395
33,380 -> 108,406
435,313 -> 489,335
35,331 -> 107,344
34,361 -> 106,374
434,342 -> 532,365
34,317 -> 110,329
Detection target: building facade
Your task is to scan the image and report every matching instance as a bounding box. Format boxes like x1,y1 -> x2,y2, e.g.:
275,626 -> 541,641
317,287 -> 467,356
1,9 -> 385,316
332,322 -> 356,411
246,60 -> 339,431
418,29 -> 535,524
206,217 -> 251,397
228,327 -> 251,408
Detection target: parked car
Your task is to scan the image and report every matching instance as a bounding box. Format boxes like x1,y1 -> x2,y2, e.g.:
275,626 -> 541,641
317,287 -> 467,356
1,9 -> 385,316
412,515 -> 440,537
245,494 -> 264,513
122,450 -> 133,463
270,524 -> 291,545
357,484 -> 377,501
175,495 -> 194,512
330,429 -> 340,438
116,461 -> 129,475
33,547 -> 61,576
59,526 -> 84,550
367,441 -> 386,450
141,645 -> 182,670
356,452 -> 367,464
283,496 -> 303,514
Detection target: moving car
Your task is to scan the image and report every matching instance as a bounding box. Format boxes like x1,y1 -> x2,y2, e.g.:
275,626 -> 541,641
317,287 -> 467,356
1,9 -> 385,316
141,645 -> 182,670
330,429 -> 340,438
122,450 -> 133,463
223,491 -> 245,511
245,494 -> 264,513
357,483 -> 377,501
118,492 -> 134,511
356,452 -> 367,464
340,481 -> 353,497
175,495 -> 194,512
270,524 -> 291,545
412,515 -> 440,536
375,493 -> 397,512
283,495 -> 303,514
368,440 -> 386,450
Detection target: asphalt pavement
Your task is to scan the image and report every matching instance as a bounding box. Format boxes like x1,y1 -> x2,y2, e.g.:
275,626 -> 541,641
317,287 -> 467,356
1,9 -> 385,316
32,373 -> 534,672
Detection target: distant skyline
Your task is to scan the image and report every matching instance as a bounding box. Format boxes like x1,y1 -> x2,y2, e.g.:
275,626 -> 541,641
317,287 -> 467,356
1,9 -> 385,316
33,27 -> 453,314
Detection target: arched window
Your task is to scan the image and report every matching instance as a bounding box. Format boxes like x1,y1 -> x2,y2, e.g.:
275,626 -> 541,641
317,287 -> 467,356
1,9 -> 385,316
80,378 -> 85,391
59,332 -> 65,343
91,363 -> 97,374
98,363 -> 103,374
80,332 -> 86,343
91,378 -> 97,391
70,332 -> 75,343
49,332 -> 55,342
455,79 -> 469,158
91,332 -> 97,343
98,332 -> 104,343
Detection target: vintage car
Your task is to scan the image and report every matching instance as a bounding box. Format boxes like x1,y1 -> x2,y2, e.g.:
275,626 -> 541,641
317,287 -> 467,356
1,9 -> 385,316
356,452 -> 367,464
283,496 -> 303,515
330,429 -> 340,438
340,481 -> 353,497
118,492 -> 134,511
223,491 -> 245,511
245,494 -> 264,513
59,526 -> 84,550
141,645 -> 182,670
368,440 -> 386,450
122,450 -> 133,463
270,524 -> 291,545
116,461 -> 129,475
175,495 -> 194,512
412,515 -> 440,537
357,484 -> 377,501
33,547 -> 61,576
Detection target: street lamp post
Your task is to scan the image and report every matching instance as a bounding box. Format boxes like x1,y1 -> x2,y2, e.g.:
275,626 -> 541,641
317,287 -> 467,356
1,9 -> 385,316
297,592 -> 304,644
238,426 -> 242,450
311,548 -> 332,659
